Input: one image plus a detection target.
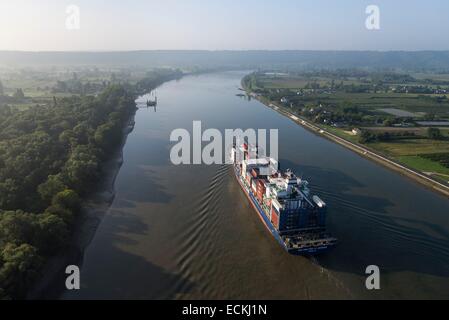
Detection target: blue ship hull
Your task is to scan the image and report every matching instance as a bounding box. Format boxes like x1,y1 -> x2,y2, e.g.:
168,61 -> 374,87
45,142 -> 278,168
234,167 -> 334,255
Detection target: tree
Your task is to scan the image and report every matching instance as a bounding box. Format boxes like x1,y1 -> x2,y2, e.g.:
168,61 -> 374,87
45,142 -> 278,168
63,146 -> 99,192
0,79 -> 4,96
0,211 -> 37,246
0,72 -> 180,298
51,189 -> 81,212
58,129 -> 77,149
383,118 -> 394,127
44,204 -> 74,225
37,175 -> 67,204
359,130 -> 375,144
0,243 -> 43,298
36,213 -> 68,254
427,127 -> 442,140
13,88 -> 25,100
94,121 -> 121,151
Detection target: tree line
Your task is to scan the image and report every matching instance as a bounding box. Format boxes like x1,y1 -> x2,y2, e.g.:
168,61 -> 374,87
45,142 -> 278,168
0,83 -> 138,299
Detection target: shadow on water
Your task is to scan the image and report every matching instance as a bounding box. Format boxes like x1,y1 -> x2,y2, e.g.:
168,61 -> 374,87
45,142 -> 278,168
112,199 -> 136,209
126,137 -> 171,167
117,168 -> 174,204
52,208 -> 194,300
280,159 -> 449,280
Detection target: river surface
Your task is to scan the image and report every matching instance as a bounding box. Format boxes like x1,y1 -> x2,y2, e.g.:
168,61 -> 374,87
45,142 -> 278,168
63,71 -> 449,299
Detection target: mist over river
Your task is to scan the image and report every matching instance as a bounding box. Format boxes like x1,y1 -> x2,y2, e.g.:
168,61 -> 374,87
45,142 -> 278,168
62,71 -> 449,299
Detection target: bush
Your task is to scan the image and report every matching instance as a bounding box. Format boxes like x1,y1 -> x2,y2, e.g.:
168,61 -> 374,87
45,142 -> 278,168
36,213 -> 68,255
51,189 -> 81,212
0,243 -> 42,299
0,211 -> 37,246
37,175 -> 67,205
427,127 -> 442,140
44,204 -> 74,225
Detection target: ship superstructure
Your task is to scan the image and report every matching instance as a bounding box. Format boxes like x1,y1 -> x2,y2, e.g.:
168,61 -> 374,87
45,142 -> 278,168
231,143 -> 337,254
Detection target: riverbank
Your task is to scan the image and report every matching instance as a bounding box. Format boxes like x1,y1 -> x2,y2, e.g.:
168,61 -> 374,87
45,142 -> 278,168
26,113 -> 137,299
22,71 -> 187,299
243,86 -> 449,198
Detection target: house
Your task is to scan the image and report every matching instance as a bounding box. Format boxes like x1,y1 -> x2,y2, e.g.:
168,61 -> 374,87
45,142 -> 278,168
352,128 -> 362,135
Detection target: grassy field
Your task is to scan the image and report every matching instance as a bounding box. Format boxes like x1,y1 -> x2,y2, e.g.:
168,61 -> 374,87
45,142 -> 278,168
397,156 -> 449,175
317,121 -> 449,180
307,92 -> 448,115
249,71 -> 449,183
365,139 -> 449,180
0,68 -> 121,113
320,124 -> 360,143
255,74 -> 449,116
259,77 -> 363,89
368,139 -> 449,156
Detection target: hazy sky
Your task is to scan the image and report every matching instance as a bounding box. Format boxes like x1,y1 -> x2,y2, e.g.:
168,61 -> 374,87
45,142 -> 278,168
0,0 -> 448,51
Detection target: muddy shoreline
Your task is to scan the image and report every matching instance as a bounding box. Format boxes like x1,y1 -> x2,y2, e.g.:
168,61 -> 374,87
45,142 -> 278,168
26,112 -> 137,299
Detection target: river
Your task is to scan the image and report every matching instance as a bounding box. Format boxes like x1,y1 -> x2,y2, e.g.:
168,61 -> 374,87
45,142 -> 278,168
62,71 -> 449,299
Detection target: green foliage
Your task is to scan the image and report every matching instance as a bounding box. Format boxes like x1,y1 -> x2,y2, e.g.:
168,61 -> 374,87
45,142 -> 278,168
44,204 -> 74,225
242,73 -> 261,91
359,130 -> 376,143
63,145 -> 100,192
358,130 -> 415,144
38,175 -> 67,204
51,189 -> 80,212
0,83 -> 137,299
0,70 -> 180,299
383,118 -> 394,127
0,243 -> 43,299
0,211 -> 37,246
35,213 -> 68,255
427,127 -> 442,140
52,79 -> 106,95
94,121 -> 121,152
0,210 -> 68,255
12,88 -> 25,100
0,85 -> 134,211
421,153 -> 449,168
135,69 -> 182,95
249,71 -> 449,129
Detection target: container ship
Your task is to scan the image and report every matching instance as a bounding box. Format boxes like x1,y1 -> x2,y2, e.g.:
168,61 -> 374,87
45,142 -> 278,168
231,143 -> 337,254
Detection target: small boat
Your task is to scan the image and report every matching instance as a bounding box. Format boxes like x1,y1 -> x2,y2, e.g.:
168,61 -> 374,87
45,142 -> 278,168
146,96 -> 157,107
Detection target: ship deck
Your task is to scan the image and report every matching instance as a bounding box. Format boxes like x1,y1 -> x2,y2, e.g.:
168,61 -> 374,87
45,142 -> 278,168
233,165 -> 337,255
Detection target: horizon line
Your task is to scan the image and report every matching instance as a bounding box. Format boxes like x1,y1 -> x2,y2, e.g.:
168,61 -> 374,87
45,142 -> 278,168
2,49 -> 449,54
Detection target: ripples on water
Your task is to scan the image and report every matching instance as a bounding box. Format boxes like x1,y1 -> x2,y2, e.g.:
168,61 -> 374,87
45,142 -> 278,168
172,165 -> 228,297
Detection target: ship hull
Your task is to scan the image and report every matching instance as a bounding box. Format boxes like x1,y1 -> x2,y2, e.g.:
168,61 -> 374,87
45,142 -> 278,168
233,166 -> 333,255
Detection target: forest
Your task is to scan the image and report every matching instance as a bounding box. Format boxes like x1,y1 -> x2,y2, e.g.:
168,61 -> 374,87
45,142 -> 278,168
0,68 -> 182,299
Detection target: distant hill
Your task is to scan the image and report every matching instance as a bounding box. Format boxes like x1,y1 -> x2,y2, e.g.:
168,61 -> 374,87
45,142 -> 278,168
1,50 -> 449,71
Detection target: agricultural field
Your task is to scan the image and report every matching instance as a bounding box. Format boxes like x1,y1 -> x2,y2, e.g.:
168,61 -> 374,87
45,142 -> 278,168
0,66 -> 159,112
244,71 -> 449,183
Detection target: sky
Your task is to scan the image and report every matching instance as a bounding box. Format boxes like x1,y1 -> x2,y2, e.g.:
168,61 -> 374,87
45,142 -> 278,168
0,0 -> 448,51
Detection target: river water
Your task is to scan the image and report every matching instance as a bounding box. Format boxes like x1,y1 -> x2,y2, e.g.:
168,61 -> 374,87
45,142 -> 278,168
63,71 -> 449,299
